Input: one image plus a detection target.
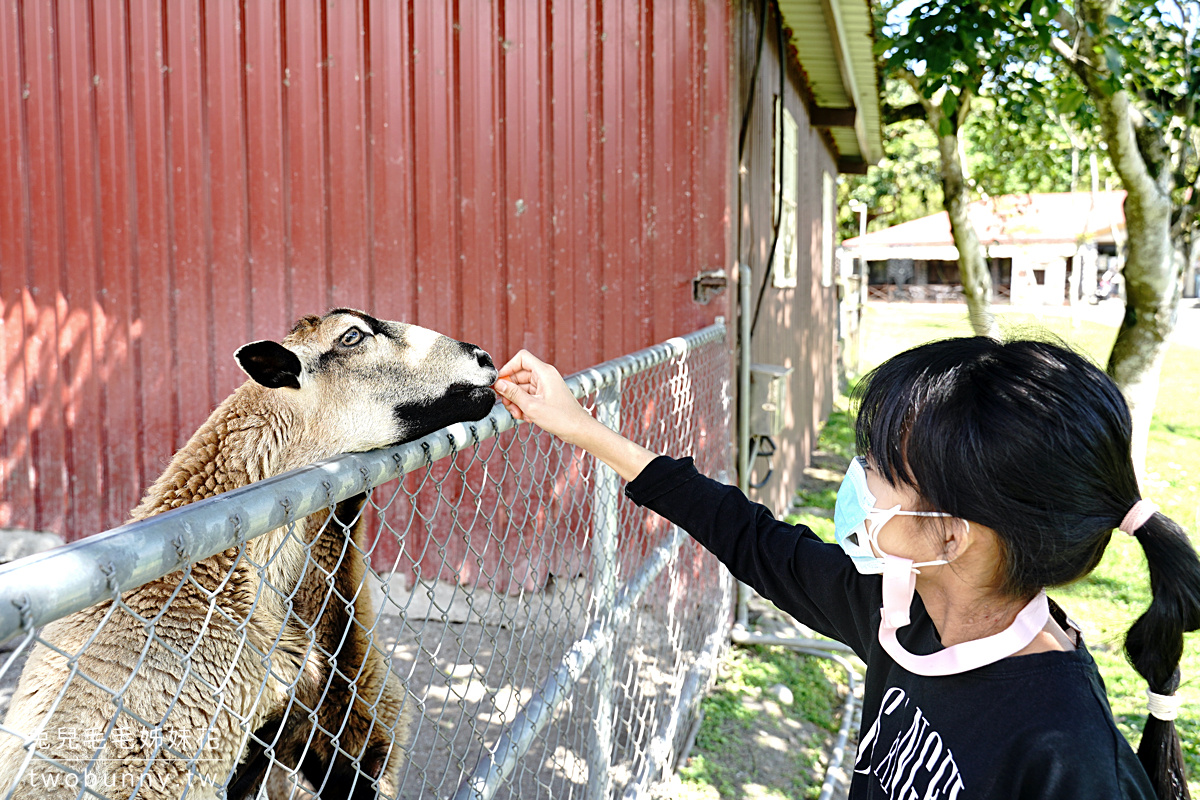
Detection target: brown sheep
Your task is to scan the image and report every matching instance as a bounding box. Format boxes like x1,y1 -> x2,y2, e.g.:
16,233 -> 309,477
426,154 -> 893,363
0,309 -> 498,800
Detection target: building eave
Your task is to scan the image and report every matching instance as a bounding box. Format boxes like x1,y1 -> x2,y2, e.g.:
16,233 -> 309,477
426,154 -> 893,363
779,0 -> 884,169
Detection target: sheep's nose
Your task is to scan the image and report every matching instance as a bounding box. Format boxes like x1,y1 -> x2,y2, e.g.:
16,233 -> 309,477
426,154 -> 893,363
462,342 -> 494,371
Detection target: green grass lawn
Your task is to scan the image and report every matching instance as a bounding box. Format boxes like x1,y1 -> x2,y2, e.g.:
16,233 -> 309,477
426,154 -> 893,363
858,302 -> 1200,793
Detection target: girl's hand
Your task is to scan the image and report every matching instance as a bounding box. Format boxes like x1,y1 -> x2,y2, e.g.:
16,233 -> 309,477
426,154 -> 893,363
493,350 -> 597,445
494,350 -> 659,482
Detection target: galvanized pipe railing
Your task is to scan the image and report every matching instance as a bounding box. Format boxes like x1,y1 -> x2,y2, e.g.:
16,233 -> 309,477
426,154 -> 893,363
0,323 -> 725,648
0,322 -> 730,800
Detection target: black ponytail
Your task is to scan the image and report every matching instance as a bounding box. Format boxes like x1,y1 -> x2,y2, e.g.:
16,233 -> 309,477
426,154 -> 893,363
1126,512 -> 1200,800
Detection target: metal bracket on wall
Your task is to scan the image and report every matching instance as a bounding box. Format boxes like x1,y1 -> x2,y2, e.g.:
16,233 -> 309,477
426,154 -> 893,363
692,269 -> 728,304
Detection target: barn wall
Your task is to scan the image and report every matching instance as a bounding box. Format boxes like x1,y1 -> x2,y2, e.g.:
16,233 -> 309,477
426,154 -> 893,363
736,0 -> 840,515
0,0 -> 734,549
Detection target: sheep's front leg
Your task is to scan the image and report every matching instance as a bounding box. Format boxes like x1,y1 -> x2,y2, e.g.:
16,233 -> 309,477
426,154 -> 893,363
273,498 -> 416,800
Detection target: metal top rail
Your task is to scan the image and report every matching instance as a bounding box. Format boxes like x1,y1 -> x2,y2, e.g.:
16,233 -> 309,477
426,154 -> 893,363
0,323 -> 725,646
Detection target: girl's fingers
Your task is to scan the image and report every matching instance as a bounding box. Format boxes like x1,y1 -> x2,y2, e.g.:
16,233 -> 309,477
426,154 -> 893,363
493,378 -> 525,404
496,367 -> 533,384
496,349 -> 544,378
495,377 -> 550,422
495,352 -> 524,376
497,393 -> 525,421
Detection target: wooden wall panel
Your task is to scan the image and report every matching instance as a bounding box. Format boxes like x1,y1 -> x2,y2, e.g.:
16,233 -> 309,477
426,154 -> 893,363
166,0 -> 214,443
412,2 -> 458,339
21,0 -> 68,535
55,0 -> 102,536
326,0 -> 370,310
128,0 -> 175,493
736,0 -> 841,515
244,0 -> 289,339
549,0 -> 599,370
457,0 -> 504,356
205,0 -> 253,400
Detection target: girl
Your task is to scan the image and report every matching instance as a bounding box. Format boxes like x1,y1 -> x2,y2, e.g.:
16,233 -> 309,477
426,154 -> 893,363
493,336 -> 1200,799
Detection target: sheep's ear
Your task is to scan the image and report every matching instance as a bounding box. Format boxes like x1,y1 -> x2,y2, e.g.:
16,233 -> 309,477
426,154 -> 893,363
236,341 -> 303,389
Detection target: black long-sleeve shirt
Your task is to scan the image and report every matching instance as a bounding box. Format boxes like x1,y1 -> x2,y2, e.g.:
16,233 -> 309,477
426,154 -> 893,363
625,456 -> 1155,799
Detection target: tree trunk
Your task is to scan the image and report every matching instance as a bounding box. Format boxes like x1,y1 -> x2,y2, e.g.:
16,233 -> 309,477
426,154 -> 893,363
898,75 -> 997,337
1107,185 -> 1175,472
936,129 -> 999,338
1070,0 -> 1178,474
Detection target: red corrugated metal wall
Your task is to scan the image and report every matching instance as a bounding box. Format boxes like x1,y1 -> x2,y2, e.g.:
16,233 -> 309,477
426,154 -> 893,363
0,1 -> 734,549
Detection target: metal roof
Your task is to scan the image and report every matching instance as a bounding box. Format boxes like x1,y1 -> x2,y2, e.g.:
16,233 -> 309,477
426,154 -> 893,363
779,0 -> 884,170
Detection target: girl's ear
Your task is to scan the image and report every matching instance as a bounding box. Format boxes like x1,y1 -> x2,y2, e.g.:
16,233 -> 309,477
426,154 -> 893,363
941,518 -> 974,563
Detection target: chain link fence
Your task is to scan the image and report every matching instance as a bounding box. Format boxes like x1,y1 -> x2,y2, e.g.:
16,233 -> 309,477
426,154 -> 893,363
0,323 -> 733,800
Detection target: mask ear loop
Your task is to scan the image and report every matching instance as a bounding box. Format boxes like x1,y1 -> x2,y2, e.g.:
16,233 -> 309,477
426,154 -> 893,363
866,505 -> 957,572
861,505 -> 902,560
909,516 -> 965,573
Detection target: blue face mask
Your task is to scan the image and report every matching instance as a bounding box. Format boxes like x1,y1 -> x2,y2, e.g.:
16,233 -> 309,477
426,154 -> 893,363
833,457 -> 951,575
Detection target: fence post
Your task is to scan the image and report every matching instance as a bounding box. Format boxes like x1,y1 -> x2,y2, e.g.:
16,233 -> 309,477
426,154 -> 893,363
588,380 -> 621,800
736,262 -> 753,630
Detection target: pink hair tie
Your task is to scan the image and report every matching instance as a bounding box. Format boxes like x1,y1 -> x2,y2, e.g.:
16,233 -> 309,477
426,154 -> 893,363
1118,499 -> 1159,535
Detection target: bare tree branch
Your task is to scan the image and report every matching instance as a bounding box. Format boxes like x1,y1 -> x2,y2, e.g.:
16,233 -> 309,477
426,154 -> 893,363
882,103 -> 926,125
957,87 -> 974,130
1053,6 -> 1080,40
1050,35 -> 1091,83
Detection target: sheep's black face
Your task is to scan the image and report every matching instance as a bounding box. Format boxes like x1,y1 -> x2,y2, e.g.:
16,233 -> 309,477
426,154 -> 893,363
386,335 -> 499,443
236,309 -> 498,454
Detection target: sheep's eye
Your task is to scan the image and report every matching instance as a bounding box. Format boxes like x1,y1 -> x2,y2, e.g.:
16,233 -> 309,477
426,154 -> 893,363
340,328 -> 365,347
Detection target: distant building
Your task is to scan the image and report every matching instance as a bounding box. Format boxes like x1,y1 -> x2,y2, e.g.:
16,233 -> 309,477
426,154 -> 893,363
840,192 -> 1126,306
